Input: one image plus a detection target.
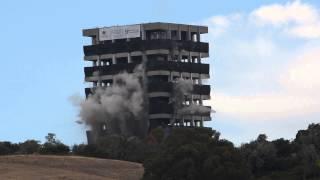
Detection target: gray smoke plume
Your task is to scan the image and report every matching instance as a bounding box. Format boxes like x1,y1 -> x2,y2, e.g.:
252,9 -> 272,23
178,104 -> 211,115
172,78 -> 212,119
71,64 -> 148,139
172,78 -> 193,113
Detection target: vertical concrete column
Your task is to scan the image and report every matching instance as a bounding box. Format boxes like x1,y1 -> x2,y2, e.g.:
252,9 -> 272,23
167,25 -> 171,40
191,61 -> 195,127
197,27 -> 201,42
188,51 -> 191,63
198,52 -> 202,85
178,26 -> 181,40
97,56 -> 101,66
141,25 -> 146,40
187,26 -> 191,41
142,51 -> 147,63
200,119 -> 204,127
178,51 -> 182,62
199,94 -> 204,127
97,55 -> 102,87
128,53 -> 132,63
170,72 -> 173,81
112,54 -> 116,64
199,95 -> 203,105
167,53 -> 172,61
190,72 -> 194,104
180,117 -> 184,126
92,37 -> 97,45
191,117 -> 195,127
198,78 -> 202,85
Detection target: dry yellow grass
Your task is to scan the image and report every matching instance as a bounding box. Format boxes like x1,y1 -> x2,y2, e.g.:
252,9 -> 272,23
0,155 -> 143,180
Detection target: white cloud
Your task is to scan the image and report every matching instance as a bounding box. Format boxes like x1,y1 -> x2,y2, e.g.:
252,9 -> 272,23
233,37 -> 276,59
280,47 -> 320,94
212,93 -> 319,119
251,0 -> 320,39
208,47 -> 320,119
201,1 -> 320,120
203,14 -> 242,37
252,1 -> 318,25
287,24 -> 320,39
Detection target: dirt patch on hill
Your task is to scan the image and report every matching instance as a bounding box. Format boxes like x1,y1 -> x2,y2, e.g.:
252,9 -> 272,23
0,155 -> 143,180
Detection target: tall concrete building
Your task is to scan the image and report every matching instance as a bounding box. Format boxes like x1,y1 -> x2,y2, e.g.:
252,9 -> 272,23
82,22 -> 211,138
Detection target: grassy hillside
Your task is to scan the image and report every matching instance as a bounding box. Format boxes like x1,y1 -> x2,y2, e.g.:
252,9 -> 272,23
0,155 -> 143,180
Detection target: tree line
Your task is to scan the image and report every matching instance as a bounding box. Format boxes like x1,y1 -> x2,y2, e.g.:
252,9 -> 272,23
1,124 -> 320,179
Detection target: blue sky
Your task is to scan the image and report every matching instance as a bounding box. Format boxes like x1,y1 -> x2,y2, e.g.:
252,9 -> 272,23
1,0 -> 320,145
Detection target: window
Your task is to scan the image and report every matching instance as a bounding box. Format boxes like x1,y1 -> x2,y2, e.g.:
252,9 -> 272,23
102,124 -> 107,131
181,55 -> 188,63
116,57 -> 128,64
132,56 -> 143,64
181,31 -> 187,40
192,56 -> 198,63
147,54 -> 167,61
146,30 -> 167,40
101,58 -> 112,66
191,32 -> 198,42
171,30 -> 178,40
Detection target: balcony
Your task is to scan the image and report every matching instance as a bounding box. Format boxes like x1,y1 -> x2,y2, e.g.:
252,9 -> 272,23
148,82 -> 210,95
85,82 -> 210,97
84,61 -> 209,77
84,39 -> 209,56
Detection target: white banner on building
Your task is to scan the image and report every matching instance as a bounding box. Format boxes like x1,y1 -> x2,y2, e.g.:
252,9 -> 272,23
99,25 -> 141,41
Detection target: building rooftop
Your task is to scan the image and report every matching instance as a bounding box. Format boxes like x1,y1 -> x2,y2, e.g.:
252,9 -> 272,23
83,22 -> 208,38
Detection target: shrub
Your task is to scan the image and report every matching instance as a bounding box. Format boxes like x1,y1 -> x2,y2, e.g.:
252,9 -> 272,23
19,140 -> 40,154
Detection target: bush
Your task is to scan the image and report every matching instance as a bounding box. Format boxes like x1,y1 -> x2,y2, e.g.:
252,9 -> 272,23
143,127 -> 253,180
39,142 -> 70,155
0,141 -> 19,155
39,133 -> 70,155
19,140 -> 40,154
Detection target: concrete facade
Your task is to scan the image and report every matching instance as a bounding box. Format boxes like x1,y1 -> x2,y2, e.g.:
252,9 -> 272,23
82,22 -> 211,137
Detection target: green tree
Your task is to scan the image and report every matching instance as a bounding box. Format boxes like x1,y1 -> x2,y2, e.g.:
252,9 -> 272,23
19,140 -> 40,154
143,128 -> 252,180
40,133 -> 70,155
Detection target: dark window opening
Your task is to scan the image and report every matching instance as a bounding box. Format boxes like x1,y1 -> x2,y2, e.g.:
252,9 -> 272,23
150,97 -> 170,104
192,56 -> 198,63
101,58 -> 112,66
181,31 -> 187,40
148,75 -> 169,83
102,80 -> 113,87
132,56 -> 143,64
171,30 -> 178,40
172,55 -> 179,61
181,55 -> 189,63
115,39 -> 127,43
116,57 -> 128,64
147,54 -> 167,61
146,30 -> 167,40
